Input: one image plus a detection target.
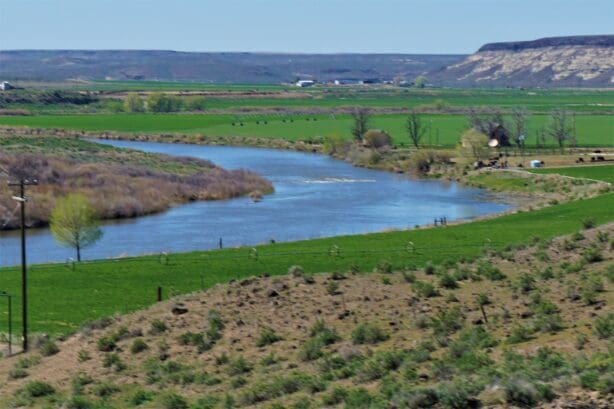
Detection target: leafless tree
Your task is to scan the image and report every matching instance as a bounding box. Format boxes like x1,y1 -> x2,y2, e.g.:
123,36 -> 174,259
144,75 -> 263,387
510,107 -> 529,154
548,108 -> 574,151
406,110 -> 425,148
351,108 -> 371,142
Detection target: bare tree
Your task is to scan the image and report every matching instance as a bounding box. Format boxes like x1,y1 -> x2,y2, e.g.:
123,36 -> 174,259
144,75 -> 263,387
351,108 -> 371,142
406,110 -> 425,148
548,108 -> 573,151
510,107 -> 529,154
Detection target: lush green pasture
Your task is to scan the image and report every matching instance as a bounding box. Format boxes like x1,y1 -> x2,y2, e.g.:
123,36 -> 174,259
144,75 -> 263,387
532,164 -> 614,184
1,112 -> 612,147
0,193 -> 611,335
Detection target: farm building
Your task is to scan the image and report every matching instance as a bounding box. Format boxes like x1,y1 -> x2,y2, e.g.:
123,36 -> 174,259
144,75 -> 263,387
0,81 -> 14,91
296,80 -> 315,87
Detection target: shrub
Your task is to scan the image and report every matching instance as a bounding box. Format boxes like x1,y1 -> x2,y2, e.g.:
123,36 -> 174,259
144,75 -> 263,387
582,246 -> 603,263
21,380 -> 55,397
507,325 -> 533,344
131,339 -> 149,354
102,353 -> 126,371
309,320 -> 341,345
288,265 -> 304,277
39,339 -> 59,356
97,336 -> 116,352
256,327 -> 282,347
227,357 -> 252,376
424,261 -> 436,275
363,129 -> 392,148
93,381 -> 120,397
439,273 -> 458,289
77,349 -> 91,362
8,368 -> 28,379
130,389 -> 155,406
515,273 -> 536,293
352,323 -> 389,345
326,280 -> 340,295
594,313 -> 614,339
300,338 -> 324,362
503,379 -> 553,406
581,218 -> 596,229
402,271 -> 416,283
436,380 -> 481,409
477,262 -> 506,280
66,396 -> 94,409
412,280 -> 439,298
159,392 -> 189,409
431,308 -> 464,340
150,319 -> 167,334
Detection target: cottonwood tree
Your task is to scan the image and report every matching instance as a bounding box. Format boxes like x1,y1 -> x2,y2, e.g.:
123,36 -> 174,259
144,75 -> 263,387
406,110 -> 425,148
458,129 -> 490,163
350,108 -> 371,142
548,108 -> 574,152
510,107 -> 529,152
124,92 -> 144,112
50,193 -> 103,262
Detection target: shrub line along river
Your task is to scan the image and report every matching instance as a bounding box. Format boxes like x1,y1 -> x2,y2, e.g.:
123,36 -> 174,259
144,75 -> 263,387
0,140 -> 512,266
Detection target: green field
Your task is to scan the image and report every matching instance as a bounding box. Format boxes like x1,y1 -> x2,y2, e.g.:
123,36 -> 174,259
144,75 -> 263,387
0,193 -> 612,335
1,112 -> 613,147
532,164 -> 614,184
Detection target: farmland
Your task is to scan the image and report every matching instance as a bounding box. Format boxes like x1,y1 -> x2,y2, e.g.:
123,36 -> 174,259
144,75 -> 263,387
1,112 -> 613,148
531,164 -> 614,184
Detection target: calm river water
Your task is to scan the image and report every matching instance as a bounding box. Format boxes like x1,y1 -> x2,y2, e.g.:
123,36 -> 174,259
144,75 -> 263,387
0,140 -> 512,266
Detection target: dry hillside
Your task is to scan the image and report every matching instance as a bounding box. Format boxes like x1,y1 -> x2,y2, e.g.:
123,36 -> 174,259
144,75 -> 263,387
0,225 -> 612,408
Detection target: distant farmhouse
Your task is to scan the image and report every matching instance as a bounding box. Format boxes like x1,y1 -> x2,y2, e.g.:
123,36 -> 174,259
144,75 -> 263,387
0,81 -> 14,91
295,79 -> 315,87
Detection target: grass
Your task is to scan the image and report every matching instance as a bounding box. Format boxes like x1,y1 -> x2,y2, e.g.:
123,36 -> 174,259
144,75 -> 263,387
15,83 -> 614,112
531,164 -> 614,184
0,192 -> 612,335
1,112 -> 613,147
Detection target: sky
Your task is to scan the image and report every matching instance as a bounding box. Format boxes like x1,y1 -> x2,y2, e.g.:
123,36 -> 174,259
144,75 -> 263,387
0,0 -> 612,54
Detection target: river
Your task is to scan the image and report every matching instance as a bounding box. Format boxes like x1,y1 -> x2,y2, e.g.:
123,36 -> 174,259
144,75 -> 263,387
0,140 -> 512,266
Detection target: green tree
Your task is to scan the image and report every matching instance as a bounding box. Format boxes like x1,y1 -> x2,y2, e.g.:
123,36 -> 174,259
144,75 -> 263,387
350,108 -> 371,142
406,110 -> 425,148
147,92 -> 182,113
124,92 -> 144,112
413,75 -> 427,88
50,194 -> 103,262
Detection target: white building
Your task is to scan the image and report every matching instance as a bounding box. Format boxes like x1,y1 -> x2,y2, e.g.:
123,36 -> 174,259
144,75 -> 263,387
0,81 -> 14,91
296,80 -> 315,87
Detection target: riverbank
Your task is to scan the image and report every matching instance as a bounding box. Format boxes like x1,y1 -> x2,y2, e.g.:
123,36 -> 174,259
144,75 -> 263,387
2,125 -> 609,212
0,132 -> 273,230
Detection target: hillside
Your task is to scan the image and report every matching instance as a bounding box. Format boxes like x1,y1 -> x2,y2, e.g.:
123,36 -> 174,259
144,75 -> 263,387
0,51 -> 463,84
0,225 -> 612,408
430,35 -> 614,88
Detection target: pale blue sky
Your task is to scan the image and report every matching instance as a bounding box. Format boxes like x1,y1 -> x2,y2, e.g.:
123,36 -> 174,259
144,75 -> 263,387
0,0 -> 612,53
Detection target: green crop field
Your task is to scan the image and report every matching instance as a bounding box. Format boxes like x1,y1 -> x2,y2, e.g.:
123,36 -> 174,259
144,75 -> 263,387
0,192 -> 612,335
532,164 -> 614,184
1,113 -> 613,147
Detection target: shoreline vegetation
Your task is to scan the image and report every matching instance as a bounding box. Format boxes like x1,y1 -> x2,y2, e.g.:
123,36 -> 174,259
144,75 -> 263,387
2,125 -> 610,212
0,132 -> 273,231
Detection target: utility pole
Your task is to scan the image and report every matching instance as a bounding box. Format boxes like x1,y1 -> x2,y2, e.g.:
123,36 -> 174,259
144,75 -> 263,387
8,179 -> 38,352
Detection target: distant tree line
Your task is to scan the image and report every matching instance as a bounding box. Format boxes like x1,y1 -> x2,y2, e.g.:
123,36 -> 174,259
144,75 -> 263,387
124,92 -> 206,113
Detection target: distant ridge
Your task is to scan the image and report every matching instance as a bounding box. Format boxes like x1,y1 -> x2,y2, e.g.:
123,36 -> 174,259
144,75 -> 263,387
478,35 -> 614,52
0,50 -> 463,84
430,35 -> 614,87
